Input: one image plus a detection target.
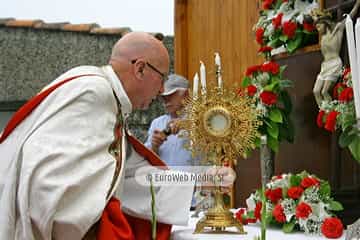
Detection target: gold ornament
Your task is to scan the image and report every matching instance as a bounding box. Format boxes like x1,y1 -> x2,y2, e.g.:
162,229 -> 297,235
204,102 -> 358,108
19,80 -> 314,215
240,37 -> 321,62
180,86 -> 261,166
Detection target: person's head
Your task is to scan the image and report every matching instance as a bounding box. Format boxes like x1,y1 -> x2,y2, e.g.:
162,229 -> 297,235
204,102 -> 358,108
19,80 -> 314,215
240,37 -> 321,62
160,74 -> 189,117
315,20 -> 333,34
310,9 -> 333,34
109,32 -> 170,110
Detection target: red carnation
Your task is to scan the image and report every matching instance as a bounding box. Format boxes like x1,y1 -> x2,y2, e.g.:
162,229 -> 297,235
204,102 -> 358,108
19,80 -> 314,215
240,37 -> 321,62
283,21 -> 297,39
303,22 -> 316,32
317,110 -> 325,128
260,91 -> 277,106
321,217 -> 344,238
246,65 -> 261,76
262,0 -> 274,10
295,202 -> 312,219
273,204 -> 286,223
287,186 -> 304,199
256,28 -> 265,45
258,46 -> 273,53
333,83 -> 347,99
247,85 -> 257,97
300,177 -> 320,189
324,111 -> 339,132
272,13 -> 283,29
265,188 -> 283,203
254,202 -> 262,220
235,208 -> 248,225
260,61 -> 280,75
338,87 -> 353,102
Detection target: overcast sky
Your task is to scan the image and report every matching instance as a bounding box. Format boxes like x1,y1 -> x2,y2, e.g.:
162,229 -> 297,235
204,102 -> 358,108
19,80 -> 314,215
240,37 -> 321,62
2,0 -> 175,35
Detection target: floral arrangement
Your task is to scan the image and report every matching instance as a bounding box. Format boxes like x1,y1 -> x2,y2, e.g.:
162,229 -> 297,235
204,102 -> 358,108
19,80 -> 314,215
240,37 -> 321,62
241,61 -> 294,152
255,0 -> 319,56
236,171 -> 344,238
317,68 -> 360,163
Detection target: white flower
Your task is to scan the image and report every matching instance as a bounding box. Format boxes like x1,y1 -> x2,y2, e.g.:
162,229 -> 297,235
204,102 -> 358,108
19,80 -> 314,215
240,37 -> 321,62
298,214 -> 322,235
256,103 -> 268,116
281,198 -> 296,222
267,174 -> 291,189
246,194 -> 257,211
301,186 -> 320,203
310,202 -> 331,221
256,72 -> 270,86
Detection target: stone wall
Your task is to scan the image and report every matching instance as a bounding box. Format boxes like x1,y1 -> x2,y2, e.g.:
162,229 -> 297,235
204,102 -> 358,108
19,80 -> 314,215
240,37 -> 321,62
0,23 -> 174,141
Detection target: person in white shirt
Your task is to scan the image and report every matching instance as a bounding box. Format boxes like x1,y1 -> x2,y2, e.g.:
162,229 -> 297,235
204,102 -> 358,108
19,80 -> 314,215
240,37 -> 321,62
144,74 -> 197,167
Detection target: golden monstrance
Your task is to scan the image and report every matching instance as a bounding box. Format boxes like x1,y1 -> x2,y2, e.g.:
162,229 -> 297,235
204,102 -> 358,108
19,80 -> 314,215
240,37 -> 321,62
179,53 -> 261,234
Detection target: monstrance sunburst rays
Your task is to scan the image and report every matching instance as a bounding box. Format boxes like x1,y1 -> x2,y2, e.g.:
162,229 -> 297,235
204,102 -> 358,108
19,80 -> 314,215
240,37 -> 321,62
179,86 -> 262,165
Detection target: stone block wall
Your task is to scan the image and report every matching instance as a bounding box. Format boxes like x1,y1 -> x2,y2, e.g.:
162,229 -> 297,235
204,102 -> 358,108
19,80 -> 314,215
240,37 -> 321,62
0,19 -> 174,141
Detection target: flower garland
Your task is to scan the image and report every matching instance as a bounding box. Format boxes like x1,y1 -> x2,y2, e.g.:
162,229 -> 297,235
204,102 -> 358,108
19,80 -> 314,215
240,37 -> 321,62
236,171 -> 344,238
317,68 -> 360,163
255,0 -> 319,56
241,61 -> 294,152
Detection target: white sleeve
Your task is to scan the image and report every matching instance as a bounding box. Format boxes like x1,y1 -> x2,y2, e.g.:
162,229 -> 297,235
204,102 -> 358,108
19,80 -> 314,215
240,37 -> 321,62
19,81 -> 117,240
121,146 -> 195,226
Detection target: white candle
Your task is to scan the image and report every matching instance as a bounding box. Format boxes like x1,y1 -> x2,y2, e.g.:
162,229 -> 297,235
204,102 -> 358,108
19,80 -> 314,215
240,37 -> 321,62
346,15 -> 360,121
215,52 -> 222,88
215,52 -> 221,66
354,18 -> 360,123
200,61 -> 206,94
193,72 -> 199,99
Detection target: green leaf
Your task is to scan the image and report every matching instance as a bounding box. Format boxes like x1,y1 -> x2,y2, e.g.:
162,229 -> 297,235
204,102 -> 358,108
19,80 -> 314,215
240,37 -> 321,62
267,121 -> 279,139
269,109 -> 283,123
274,0 -> 282,9
268,136 -> 279,152
349,137 -> 360,163
279,65 -> 287,78
329,201 -> 344,211
319,182 -> 331,198
279,35 -> 288,42
339,129 -> 357,148
282,221 -> 295,233
242,76 -> 251,88
286,33 -> 303,53
263,80 -> 279,91
279,79 -> 293,88
290,175 -> 302,187
268,38 -> 281,48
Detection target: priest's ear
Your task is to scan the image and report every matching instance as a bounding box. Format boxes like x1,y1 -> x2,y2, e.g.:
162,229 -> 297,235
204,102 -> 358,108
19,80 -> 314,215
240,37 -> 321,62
132,59 -> 146,79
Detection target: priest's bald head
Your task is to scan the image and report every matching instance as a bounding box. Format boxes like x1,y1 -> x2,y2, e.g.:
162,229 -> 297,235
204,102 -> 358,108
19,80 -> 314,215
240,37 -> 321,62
109,32 -> 170,110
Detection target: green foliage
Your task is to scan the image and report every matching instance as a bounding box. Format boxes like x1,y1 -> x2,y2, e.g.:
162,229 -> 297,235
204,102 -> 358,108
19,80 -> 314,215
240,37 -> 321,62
290,175 -> 302,187
329,200 -> 344,211
282,221 -> 295,233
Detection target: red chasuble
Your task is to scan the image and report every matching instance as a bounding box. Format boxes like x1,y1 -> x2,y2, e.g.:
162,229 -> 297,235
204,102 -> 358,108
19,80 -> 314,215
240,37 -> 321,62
0,74 -> 171,240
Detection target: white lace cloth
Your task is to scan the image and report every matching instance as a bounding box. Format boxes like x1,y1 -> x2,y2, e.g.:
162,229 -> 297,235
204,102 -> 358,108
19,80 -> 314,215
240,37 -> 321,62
171,211 -> 346,240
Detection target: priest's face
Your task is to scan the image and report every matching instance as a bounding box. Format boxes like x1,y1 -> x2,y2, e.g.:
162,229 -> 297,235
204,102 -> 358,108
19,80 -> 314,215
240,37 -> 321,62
138,61 -> 168,109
